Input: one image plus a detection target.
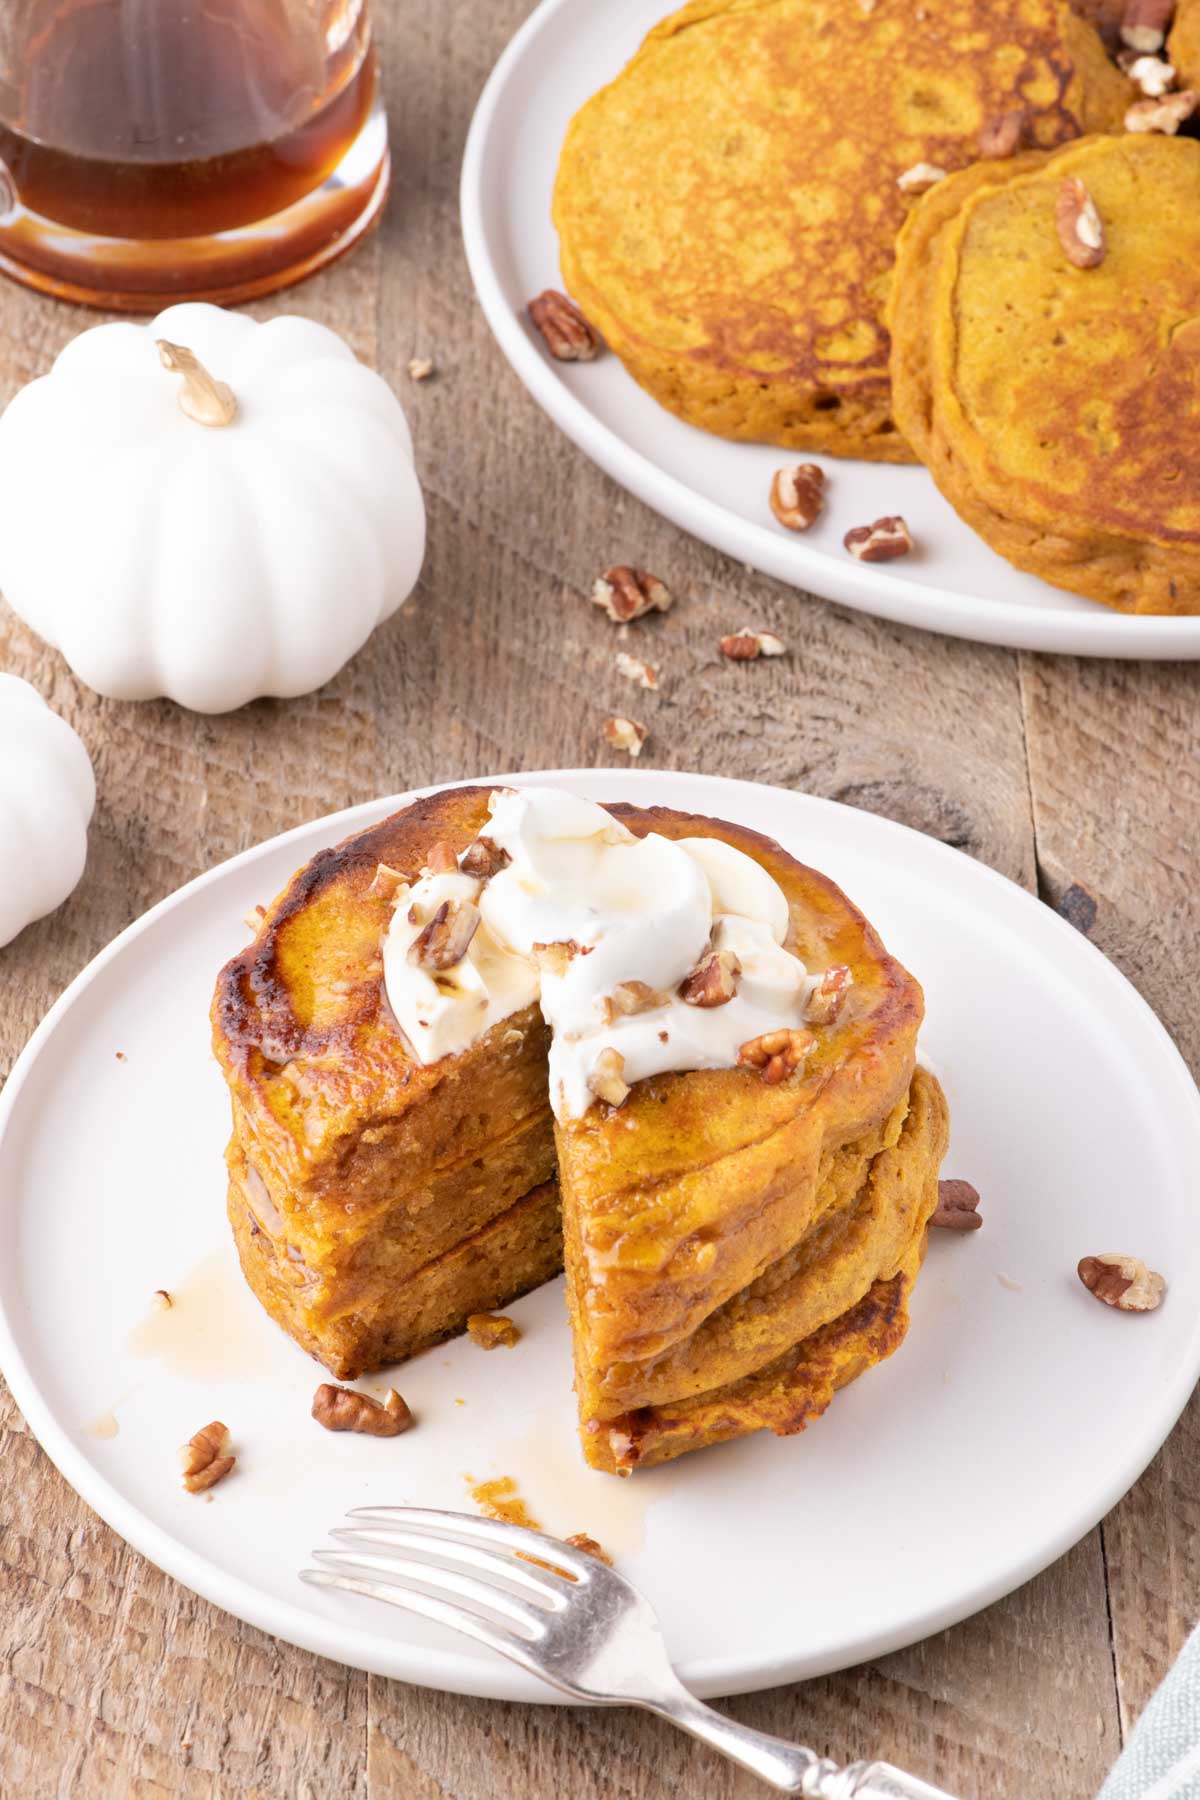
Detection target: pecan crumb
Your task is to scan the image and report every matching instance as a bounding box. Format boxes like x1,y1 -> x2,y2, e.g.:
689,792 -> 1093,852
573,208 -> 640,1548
806,964 -> 852,1026
466,1313 -> 521,1350
180,1420 -> 235,1493
588,1046 -> 631,1107
243,903 -> 266,934
408,898 -> 481,971
1077,1253 -> 1166,1312
529,289 -> 603,361
533,938 -> 588,978
979,108 -> 1028,158
680,948 -> 741,1007
152,1288 -> 173,1311
769,463 -> 825,531
1056,177 -> 1106,268
367,862 -> 412,902
407,356 -> 435,381
459,834 -> 511,879
312,1384 -> 413,1435
737,1028 -> 815,1084
719,629 -> 786,661
1120,0 -> 1175,54
931,1179 -> 983,1232
565,1532 -> 613,1565
603,715 -> 648,758
897,161 -> 947,194
1125,88 -> 1197,132
592,566 -> 673,623
844,516 -> 914,561
615,650 -> 660,690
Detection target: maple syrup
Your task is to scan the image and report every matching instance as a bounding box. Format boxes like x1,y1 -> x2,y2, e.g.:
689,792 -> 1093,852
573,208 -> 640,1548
0,0 -> 388,308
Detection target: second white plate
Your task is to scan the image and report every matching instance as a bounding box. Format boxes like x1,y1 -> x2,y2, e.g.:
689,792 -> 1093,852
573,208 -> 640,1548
2,770 -> 1199,1703
460,0 -> 1200,659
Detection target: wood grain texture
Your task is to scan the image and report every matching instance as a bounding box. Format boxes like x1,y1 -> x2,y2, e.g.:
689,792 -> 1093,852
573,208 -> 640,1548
0,2 -> 1193,1794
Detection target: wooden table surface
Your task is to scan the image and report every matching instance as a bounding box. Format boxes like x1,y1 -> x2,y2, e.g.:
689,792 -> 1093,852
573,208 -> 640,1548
2,4 -> 1198,1795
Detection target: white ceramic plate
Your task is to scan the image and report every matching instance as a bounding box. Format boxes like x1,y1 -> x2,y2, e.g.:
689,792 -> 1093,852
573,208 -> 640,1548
460,0 -> 1200,660
2,768 -> 1199,1703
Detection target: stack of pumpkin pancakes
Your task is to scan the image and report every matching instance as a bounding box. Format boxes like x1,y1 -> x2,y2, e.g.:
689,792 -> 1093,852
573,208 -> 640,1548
212,787 -> 948,1474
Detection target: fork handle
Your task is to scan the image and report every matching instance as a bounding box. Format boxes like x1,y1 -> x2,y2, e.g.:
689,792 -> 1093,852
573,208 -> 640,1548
645,1689 -> 961,1798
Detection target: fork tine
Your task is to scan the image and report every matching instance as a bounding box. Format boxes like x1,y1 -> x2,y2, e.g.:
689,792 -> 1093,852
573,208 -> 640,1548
331,1524 -> 574,1604
300,1567 -> 570,1689
311,1546 -> 549,1635
345,1505 -> 597,1579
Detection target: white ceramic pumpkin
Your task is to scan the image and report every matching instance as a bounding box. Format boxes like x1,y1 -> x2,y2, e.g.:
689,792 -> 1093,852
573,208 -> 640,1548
0,675 -> 95,948
0,304 -> 425,713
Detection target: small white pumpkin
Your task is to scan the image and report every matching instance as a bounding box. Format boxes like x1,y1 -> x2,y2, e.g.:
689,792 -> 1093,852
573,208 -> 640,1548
0,675 -> 95,947
0,304 -> 426,713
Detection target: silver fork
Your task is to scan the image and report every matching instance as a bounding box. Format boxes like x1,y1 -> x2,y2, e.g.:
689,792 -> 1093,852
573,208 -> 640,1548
301,1506 -> 960,1799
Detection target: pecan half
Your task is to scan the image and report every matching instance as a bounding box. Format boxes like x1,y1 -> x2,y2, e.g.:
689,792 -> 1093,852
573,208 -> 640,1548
408,898 -> 480,970
459,834 -> 511,879
1120,50 -> 1177,93
565,1532 -> 613,1565
1078,1253 -> 1166,1311
312,1384 -> 413,1435
679,948 -> 741,1007
591,566 -> 673,623
897,161 -> 947,194
603,715 -> 648,758
844,516 -> 914,561
769,463 -> 825,531
367,862 -> 412,902
1055,176 -> 1106,270
1120,0 -> 1175,53
615,650 -> 660,690
979,108 -> 1028,158
466,1312 -> 521,1349
719,629 -> 786,661
601,979 -> 667,1022
931,1179 -> 982,1231
805,964 -> 852,1026
1125,88 -> 1198,131
180,1421 -> 235,1494
737,1028 -> 815,1084
528,289 -> 603,361
588,1046 -> 631,1107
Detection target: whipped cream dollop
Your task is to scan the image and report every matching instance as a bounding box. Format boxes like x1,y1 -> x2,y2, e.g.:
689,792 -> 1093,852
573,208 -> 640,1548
382,787 -> 824,1121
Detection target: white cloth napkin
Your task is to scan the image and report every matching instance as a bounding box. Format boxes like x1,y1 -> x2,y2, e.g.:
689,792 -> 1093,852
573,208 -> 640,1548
1100,1625 -> 1200,1799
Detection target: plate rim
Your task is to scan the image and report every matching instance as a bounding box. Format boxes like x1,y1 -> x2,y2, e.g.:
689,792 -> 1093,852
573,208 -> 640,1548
3,766 -> 1200,1702
459,0 -> 1200,662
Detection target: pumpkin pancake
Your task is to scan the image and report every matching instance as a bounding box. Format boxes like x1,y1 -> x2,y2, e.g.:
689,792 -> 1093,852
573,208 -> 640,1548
552,0 -> 1128,461
1169,0 -> 1200,85
888,133 -> 1200,614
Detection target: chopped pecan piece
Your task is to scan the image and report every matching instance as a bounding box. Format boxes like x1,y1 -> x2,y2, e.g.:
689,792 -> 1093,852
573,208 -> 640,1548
1056,177 -> 1106,268
1125,88 -> 1198,131
719,629 -> 786,661
533,938 -> 589,978
408,898 -> 480,971
243,902 -> 266,934
466,1312 -> 521,1350
367,862 -> 412,902
407,356 -> 435,381
425,841 -> 459,875
529,289 -> 603,361
1120,0 -> 1175,53
737,1028 -> 815,1084
565,1532 -> 614,1565
679,949 -> 741,1007
1077,1253 -> 1166,1311
897,161 -> 947,194
152,1288 -> 173,1311
601,979 -> 667,1022
180,1421 -> 235,1494
615,650 -> 660,690
931,1180 -> 983,1231
769,463 -> 825,531
806,964 -> 852,1025
312,1384 -> 413,1435
588,1047 -> 631,1107
603,715 -> 648,758
979,108 -> 1029,158
844,516 -> 914,561
459,834 -> 511,879
591,566 -> 673,623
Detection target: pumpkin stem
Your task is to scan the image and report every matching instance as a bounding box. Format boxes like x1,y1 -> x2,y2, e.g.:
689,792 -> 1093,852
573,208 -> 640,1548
156,339 -> 238,428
